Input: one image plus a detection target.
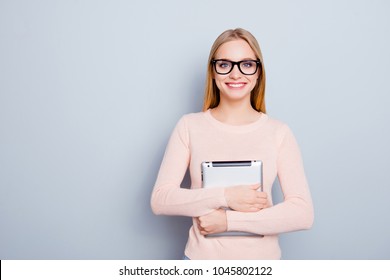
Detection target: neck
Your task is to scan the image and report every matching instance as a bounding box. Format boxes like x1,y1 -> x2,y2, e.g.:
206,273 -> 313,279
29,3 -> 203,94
211,100 -> 260,125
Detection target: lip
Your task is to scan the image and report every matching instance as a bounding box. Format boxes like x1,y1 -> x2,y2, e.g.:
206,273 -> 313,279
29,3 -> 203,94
225,82 -> 246,89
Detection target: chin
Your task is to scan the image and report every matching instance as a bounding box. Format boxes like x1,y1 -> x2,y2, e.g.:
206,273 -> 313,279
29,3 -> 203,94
222,92 -> 251,102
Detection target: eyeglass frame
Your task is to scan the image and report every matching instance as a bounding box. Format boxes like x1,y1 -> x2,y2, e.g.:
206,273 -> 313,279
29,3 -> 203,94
211,59 -> 261,75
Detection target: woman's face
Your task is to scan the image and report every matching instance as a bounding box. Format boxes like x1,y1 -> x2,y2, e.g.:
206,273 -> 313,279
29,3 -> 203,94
213,39 -> 259,105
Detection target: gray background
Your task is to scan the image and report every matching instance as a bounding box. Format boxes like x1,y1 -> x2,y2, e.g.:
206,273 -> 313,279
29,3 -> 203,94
1,0 -> 389,259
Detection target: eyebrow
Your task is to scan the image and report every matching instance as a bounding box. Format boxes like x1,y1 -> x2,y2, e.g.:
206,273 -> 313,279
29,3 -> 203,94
214,57 -> 258,61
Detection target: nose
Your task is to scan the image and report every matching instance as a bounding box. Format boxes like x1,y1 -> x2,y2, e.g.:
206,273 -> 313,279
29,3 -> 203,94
229,64 -> 241,79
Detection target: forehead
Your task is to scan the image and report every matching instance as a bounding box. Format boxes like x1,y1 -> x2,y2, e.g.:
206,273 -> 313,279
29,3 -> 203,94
215,39 -> 256,60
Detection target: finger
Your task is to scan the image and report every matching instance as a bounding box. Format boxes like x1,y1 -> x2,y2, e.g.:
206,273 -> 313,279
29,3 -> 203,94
258,197 -> 268,204
258,203 -> 269,210
248,206 -> 261,212
252,203 -> 264,209
256,192 -> 267,198
196,218 -> 203,228
198,224 -> 206,232
199,225 -> 210,233
251,197 -> 267,206
250,184 -> 261,190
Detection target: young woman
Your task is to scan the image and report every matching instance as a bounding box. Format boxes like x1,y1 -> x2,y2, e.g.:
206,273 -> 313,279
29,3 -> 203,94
151,28 -> 314,260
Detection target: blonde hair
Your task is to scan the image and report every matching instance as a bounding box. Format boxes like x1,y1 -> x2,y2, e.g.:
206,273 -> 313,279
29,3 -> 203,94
202,28 -> 266,113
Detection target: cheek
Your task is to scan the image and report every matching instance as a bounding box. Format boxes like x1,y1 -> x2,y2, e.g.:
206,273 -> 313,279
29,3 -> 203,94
215,81 -> 223,93
245,75 -> 257,84
250,75 -> 260,87
214,76 -> 225,89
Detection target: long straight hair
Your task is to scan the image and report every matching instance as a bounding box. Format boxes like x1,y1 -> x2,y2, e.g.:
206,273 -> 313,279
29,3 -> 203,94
202,28 -> 266,113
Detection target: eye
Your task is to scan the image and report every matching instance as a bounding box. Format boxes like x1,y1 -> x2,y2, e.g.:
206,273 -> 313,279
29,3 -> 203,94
217,61 -> 231,68
241,61 -> 256,68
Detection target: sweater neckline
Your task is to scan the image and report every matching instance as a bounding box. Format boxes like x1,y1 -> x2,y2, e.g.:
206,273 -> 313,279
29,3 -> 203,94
203,109 -> 268,133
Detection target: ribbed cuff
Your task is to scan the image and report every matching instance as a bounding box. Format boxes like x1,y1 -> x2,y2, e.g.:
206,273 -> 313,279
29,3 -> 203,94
214,187 -> 229,209
226,210 -> 251,232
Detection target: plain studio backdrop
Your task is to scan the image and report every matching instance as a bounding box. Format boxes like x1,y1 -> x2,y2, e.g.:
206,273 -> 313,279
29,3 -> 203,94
0,0 -> 389,259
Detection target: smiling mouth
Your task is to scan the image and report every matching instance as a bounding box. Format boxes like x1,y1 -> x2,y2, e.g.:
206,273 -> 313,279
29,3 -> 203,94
226,83 -> 246,88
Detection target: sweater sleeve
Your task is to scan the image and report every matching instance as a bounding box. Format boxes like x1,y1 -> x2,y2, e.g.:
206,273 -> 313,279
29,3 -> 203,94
151,116 -> 228,217
226,124 -> 314,235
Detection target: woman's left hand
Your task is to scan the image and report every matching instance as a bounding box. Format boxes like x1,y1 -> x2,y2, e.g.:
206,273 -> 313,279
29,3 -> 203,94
197,208 -> 227,235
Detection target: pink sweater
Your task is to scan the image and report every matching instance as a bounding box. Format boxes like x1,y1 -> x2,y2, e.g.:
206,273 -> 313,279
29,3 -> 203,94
151,110 -> 314,259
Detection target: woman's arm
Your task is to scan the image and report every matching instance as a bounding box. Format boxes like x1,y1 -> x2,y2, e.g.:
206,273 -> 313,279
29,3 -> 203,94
196,124 -> 314,236
151,116 -> 274,218
151,116 -> 228,217
225,125 -> 314,235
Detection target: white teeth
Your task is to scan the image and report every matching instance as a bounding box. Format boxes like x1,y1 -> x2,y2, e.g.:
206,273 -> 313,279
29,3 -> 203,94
228,83 -> 245,88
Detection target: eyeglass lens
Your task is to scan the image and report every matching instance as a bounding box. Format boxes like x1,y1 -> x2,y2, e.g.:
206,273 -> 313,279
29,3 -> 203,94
214,60 -> 258,75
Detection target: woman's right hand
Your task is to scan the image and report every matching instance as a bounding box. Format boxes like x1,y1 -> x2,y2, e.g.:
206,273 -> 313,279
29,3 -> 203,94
224,184 -> 269,212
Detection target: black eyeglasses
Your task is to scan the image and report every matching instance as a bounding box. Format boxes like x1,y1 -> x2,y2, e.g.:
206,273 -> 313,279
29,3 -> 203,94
212,59 -> 261,75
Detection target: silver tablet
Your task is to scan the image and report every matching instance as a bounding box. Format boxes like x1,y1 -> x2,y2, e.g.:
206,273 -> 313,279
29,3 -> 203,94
201,160 -> 263,191
201,160 -> 263,237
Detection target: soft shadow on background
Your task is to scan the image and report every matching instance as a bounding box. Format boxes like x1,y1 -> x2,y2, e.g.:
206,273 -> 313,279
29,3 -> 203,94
1,0 -> 389,259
